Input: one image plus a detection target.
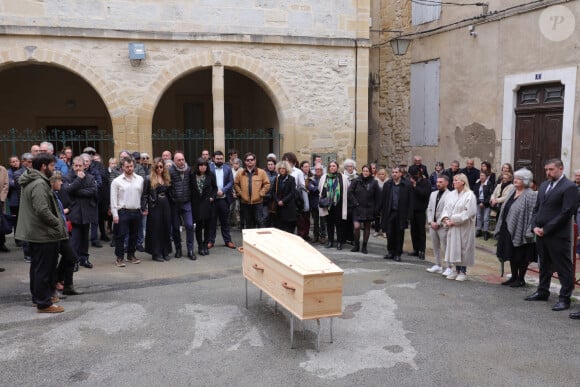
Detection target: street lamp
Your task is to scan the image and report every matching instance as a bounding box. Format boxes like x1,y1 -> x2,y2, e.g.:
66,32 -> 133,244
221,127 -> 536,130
389,37 -> 411,56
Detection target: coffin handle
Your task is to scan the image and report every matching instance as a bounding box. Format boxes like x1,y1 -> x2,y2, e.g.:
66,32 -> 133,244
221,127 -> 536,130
281,282 -> 296,291
252,263 -> 264,272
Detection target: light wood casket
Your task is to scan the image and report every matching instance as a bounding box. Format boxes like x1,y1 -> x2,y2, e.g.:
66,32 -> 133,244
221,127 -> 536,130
242,228 -> 343,320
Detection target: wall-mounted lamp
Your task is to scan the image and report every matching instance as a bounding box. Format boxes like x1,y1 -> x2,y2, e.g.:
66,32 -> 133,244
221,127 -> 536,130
128,42 -> 146,67
389,37 -> 411,55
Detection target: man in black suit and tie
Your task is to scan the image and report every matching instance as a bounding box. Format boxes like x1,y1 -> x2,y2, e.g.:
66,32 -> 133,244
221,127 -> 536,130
209,150 -> 236,249
525,158 -> 578,313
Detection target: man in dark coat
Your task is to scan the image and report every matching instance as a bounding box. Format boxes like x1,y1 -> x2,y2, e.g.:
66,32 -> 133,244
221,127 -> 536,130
460,159 -> 480,190
169,152 -> 195,258
409,169 -> 431,259
443,160 -> 461,191
526,159 -> 578,315
379,166 -> 412,262
62,156 -> 98,269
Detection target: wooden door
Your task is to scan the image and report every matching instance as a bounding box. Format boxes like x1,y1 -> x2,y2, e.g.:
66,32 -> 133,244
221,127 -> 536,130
514,83 -> 564,184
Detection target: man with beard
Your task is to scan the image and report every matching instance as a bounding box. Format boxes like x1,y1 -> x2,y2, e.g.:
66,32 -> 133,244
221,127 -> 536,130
169,152 -> 195,258
16,153 -> 69,313
209,150 -> 236,249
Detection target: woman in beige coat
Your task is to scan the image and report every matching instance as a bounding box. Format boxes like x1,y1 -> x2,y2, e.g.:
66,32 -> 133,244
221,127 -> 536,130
441,173 -> 477,282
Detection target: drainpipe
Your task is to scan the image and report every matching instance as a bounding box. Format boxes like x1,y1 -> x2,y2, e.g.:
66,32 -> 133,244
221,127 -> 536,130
353,39 -> 358,162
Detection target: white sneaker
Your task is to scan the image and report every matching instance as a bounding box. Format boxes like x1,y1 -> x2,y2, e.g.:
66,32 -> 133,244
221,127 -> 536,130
446,271 -> 458,280
442,268 -> 453,277
426,265 -> 443,273
456,273 -> 468,282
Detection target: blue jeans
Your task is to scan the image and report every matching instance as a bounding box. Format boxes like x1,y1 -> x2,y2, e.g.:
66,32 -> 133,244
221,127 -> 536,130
476,206 -> 491,232
172,202 -> 194,252
115,209 -> 141,258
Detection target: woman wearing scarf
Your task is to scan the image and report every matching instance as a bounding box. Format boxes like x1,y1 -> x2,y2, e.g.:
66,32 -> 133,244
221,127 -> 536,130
318,160 -> 350,250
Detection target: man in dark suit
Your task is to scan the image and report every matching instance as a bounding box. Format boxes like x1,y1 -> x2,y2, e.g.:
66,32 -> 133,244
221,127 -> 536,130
209,150 -> 236,249
460,159 -> 480,190
380,166 -> 412,262
526,158 -> 578,313
409,169 -> 431,259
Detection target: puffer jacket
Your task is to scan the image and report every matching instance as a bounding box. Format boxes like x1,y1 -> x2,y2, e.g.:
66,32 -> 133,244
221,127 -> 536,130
169,165 -> 192,204
15,169 -> 68,243
234,168 -> 271,204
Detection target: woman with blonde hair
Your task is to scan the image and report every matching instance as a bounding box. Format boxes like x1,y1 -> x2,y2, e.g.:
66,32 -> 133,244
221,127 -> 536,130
440,173 -> 477,281
142,157 -> 173,262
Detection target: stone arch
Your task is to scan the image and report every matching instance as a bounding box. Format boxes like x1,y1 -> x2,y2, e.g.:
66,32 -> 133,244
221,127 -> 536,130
0,47 -> 123,124
140,51 -> 297,150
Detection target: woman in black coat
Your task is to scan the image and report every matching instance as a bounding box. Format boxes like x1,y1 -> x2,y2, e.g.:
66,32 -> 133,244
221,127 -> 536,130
272,160 -> 297,234
142,157 -> 173,262
347,165 -> 381,254
192,158 -> 217,256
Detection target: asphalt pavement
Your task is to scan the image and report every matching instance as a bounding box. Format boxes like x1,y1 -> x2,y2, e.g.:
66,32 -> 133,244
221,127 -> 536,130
0,229 -> 579,386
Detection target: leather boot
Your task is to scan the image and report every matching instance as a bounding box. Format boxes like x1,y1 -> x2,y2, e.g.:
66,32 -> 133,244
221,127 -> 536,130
361,242 -> 368,254
174,246 -> 182,258
483,231 -> 489,241
350,242 -> 360,252
62,286 -> 83,296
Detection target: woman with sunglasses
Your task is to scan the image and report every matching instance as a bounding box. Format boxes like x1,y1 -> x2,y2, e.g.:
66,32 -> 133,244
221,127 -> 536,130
142,157 -> 173,262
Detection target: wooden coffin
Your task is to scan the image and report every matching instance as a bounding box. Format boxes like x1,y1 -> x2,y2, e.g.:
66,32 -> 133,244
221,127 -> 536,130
242,228 -> 343,320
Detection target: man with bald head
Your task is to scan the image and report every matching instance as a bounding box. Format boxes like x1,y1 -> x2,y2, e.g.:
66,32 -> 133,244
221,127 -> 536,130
460,159 -> 480,190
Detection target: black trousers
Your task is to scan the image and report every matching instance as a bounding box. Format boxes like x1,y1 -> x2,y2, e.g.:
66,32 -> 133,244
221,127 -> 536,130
326,206 -> 346,243
196,219 -> 212,248
410,210 -> 427,252
71,223 -> 90,262
29,241 -> 60,309
209,199 -> 232,244
537,235 -> 574,301
115,210 -> 141,258
57,239 -> 77,287
240,203 -> 265,229
386,210 -> 405,256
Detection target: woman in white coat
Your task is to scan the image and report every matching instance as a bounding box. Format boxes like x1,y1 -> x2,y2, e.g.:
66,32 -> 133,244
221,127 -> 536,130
441,173 -> 477,281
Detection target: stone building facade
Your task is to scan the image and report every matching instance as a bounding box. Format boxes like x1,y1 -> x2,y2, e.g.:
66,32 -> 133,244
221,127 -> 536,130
0,0 -> 370,165
372,0 -> 579,180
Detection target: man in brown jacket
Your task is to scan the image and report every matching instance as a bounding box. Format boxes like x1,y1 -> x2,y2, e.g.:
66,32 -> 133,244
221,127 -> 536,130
234,152 -> 271,229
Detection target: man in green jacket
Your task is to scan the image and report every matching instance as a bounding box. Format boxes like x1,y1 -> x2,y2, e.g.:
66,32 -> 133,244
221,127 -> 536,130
15,153 -> 69,313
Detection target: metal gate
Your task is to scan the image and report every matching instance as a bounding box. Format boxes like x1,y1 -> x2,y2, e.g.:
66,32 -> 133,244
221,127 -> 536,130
152,128 -> 282,165
0,127 -> 114,159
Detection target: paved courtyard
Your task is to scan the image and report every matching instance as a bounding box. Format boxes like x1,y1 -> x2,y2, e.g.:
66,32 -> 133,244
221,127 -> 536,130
0,230 -> 579,386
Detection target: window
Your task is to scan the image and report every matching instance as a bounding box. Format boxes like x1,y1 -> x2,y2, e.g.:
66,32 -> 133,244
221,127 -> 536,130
412,0 -> 441,25
410,60 -> 440,146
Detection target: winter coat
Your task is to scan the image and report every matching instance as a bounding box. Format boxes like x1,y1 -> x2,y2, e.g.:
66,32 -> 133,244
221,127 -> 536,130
472,179 -> 494,208
170,165 -> 193,204
441,189 -> 477,266
62,170 -> 99,224
494,188 -> 537,246
273,174 -> 297,223
15,169 -> 68,242
234,168 -> 271,205
308,175 -> 321,209
410,177 -> 431,212
379,179 -> 412,231
191,172 -> 217,221
347,175 -> 381,222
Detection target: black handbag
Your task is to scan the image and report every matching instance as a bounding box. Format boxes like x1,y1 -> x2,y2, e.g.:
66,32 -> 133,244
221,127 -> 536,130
0,214 -> 12,235
319,196 -> 331,208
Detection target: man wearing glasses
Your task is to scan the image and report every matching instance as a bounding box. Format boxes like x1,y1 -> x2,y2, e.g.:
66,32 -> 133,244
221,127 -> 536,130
234,152 -> 270,229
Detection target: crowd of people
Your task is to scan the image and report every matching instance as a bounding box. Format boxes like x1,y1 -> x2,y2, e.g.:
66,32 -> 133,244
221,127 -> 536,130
0,145 -> 579,320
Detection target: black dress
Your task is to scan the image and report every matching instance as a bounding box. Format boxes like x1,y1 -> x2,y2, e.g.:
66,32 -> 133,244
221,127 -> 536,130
144,183 -> 173,260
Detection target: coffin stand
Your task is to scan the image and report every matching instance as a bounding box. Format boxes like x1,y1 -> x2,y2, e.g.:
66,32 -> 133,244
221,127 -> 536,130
242,228 -> 343,350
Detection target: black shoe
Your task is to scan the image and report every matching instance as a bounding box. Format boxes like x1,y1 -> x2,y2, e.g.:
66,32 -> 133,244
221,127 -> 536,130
394,256 -> 402,262
73,261 -> 79,272
361,243 -> 368,254
203,248 -> 210,256
174,248 -> 182,258
475,230 -> 482,237
383,253 -> 394,260
501,277 -> 517,286
189,252 -> 197,260
350,243 -> 360,252
198,248 -> 206,256
62,286 -> 83,296
569,311 -> 580,320
483,232 -> 489,241
100,235 -> 111,242
163,255 -> 170,261
0,267 -> 5,272
336,243 -> 343,250
152,255 -> 164,262
136,245 -> 145,252
325,242 -> 334,248
418,251 -> 425,260
510,280 -> 526,288
0,245 -> 10,252
80,259 -> 93,269
525,292 -> 549,301
552,301 -> 570,311
409,251 -> 419,257
91,241 -> 103,248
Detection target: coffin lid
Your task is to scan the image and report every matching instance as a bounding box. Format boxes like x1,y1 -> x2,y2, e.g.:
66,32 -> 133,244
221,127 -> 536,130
242,228 -> 343,275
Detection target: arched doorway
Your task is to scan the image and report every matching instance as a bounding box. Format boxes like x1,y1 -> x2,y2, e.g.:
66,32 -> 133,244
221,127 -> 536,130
0,63 -> 113,159
152,67 -> 280,164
